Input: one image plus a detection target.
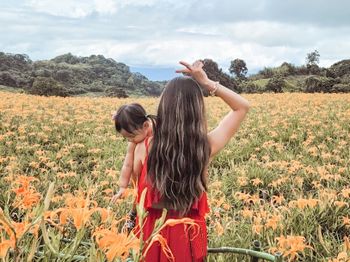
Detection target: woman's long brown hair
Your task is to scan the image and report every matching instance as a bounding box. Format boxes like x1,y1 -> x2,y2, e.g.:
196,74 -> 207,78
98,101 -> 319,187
147,76 -> 211,216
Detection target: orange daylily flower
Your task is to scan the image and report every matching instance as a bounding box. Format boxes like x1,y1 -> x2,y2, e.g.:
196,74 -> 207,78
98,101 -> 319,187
158,218 -> 200,237
343,236 -> 350,251
276,235 -> 312,261
265,215 -> 282,230
215,221 -> 224,236
0,240 -> 15,258
0,209 -> 40,258
241,208 -> 254,219
341,188 -> 350,198
334,201 -> 349,208
343,217 -> 350,228
144,234 -> 175,261
49,195 -> 110,230
251,178 -> 263,186
333,251 -> 348,261
234,192 -> 251,202
94,228 -> 140,261
12,176 -> 41,210
288,198 -> 319,209
272,194 -> 285,205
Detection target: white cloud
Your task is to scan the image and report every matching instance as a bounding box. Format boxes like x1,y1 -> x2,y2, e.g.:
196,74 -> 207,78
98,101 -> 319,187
39,36 -> 304,74
93,0 -> 118,15
1,0 -> 349,76
24,0 -> 159,18
25,0 -> 96,18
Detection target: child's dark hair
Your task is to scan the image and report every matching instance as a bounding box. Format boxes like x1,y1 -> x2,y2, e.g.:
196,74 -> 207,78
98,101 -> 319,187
113,103 -> 156,134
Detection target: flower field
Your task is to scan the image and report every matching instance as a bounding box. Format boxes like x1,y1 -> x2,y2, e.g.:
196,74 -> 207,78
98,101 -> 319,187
0,91 -> 350,261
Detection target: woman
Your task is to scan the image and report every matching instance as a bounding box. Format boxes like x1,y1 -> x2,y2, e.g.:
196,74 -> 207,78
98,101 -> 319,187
133,60 -> 250,261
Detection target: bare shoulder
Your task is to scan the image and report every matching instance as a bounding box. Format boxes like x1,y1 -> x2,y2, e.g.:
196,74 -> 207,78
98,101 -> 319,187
134,142 -> 146,163
135,137 -> 153,164
133,141 -> 146,177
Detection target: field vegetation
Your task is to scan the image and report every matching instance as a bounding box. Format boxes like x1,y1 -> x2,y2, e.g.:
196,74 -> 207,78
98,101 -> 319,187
0,91 -> 349,261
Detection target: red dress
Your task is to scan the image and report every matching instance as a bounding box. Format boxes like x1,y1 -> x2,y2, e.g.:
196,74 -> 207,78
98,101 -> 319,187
135,137 -> 210,262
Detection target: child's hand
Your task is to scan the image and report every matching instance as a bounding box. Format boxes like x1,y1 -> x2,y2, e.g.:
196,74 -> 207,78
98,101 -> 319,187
111,187 -> 126,203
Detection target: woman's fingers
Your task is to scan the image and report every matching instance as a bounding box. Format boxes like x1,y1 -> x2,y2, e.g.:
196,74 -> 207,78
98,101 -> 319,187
179,61 -> 192,70
175,68 -> 191,74
176,61 -> 191,74
176,60 -> 204,75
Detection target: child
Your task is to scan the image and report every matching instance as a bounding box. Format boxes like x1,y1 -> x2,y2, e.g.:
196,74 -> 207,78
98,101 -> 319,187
111,103 -> 155,232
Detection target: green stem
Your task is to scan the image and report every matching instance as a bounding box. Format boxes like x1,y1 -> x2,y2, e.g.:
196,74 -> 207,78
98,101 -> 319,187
26,236 -> 39,262
61,237 -> 92,247
40,219 -> 60,256
63,228 -> 86,261
35,251 -> 86,261
208,247 -> 277,261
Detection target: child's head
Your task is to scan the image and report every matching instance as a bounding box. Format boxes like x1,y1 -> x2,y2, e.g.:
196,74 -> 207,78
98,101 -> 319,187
113,103 -> 151,143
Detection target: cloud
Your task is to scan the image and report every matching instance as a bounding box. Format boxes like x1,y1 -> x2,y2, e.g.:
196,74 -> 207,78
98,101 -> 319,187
25,0 -> 99,18
0,0 -> 349,76
183,0 -> 350,27
24,0 -> 159,18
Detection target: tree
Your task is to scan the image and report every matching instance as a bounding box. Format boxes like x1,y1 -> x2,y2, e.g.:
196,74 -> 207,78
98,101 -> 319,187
51,53 -> 80,64
306,50 -> 320,66
304,76 -> 337,93
279,62 -> 296,76
238,81 -> 262,94
202,59 -> 238,93
329,59 -> 350,77
229,59 -> 248,79
257,67 -> 274,78
265,75 -> 285,93
29,77 -> 69,97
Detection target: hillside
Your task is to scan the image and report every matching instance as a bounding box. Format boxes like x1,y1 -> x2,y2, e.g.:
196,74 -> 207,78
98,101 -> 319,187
0,52 -> 164,97
1,52 -> 349,96
0,53 -> 239,97
245,60 -> 350,93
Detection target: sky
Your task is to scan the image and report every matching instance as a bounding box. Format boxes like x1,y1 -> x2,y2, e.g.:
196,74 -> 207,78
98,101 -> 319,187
1,0 -> 350,80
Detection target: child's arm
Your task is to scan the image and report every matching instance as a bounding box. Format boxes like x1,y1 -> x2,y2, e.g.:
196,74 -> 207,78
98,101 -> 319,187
111,142 -> 136,202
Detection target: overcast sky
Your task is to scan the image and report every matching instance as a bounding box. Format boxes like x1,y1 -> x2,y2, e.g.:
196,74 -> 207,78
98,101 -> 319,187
1,0 -> 350,80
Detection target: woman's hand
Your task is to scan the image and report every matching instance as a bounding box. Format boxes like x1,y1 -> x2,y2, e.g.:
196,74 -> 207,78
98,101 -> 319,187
176,60 -> 215,90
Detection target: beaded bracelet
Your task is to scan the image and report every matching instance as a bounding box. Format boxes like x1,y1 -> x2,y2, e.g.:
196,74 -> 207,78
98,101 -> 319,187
209,81 -> 220,96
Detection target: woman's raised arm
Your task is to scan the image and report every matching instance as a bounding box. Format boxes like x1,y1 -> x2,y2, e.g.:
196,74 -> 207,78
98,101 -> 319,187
176,60 -> 250,157
205,80 -> 250,156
